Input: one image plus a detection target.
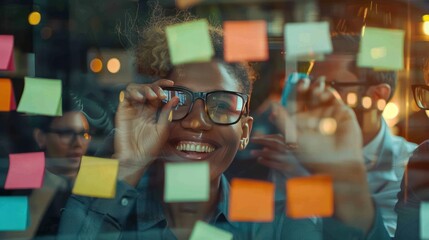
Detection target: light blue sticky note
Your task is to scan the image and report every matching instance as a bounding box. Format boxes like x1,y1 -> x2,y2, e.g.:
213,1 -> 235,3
17,77 -> 62,116
357,27 -> 404,70
421,202 -> 429,240
189,221 -> 233,240
284,22 -> 332,60
166,19 -> 214,65
0,196 -> 29,231
164,161 -> 209,202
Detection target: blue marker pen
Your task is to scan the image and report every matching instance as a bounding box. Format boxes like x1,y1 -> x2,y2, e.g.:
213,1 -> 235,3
280,72 -> 309,107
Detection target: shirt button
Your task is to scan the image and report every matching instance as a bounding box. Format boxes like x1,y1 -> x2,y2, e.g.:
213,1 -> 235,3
121,198 -> 129,206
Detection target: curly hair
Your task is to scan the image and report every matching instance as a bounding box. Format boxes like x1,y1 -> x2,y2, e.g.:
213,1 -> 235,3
133,4 -> 256,95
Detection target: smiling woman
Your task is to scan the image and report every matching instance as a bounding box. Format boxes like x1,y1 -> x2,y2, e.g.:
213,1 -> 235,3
57,4 -> 390,240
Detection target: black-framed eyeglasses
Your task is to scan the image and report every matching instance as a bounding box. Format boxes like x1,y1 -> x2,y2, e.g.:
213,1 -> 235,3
161,86 -> 249,125
45,128 -> 92,144
412,84 -> 429,110
328,80 -> 377,89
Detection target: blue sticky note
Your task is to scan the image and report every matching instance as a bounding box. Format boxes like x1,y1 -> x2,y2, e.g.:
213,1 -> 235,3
0,196 -> 29,231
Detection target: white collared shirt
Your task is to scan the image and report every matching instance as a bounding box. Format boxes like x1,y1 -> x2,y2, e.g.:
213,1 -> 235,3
364,119 -> 417,237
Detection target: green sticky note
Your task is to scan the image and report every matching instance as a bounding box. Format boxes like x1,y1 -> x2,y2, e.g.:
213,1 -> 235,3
164,162 -> 209,202
189,221 -> 233,240
284,22 -> 332,60
0,196 -> 29,231
17,77 -> 62,116
166,19 -> 214,65
357,27 -> 404,70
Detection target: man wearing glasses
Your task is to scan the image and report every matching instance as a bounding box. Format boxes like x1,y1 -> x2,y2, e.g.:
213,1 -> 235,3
395,65 -> 429,240
306,36 -> 417,237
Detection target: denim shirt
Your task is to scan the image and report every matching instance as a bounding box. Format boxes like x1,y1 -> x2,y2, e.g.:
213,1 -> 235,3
58,172 -> 389,240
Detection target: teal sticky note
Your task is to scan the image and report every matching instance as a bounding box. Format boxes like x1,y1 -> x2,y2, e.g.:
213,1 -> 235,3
189,221 -> 233,240
166,19 -> 214,65
357,27 -> 404,70
17,77 -> 62,116
284,22 -> 332,60
0,196 -> 29,231
421,202 -> 429,239
164,162 -> 209,202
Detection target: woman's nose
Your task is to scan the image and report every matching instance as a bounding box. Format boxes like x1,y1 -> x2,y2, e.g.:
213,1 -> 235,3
180,99 -> 212,131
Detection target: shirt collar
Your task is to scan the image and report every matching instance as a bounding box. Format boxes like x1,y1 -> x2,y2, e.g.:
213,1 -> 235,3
363,119 -> 394,171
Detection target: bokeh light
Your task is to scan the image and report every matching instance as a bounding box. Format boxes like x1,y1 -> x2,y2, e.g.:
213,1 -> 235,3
376,99 -> 386,111
423,21 -> 429,35
90,58 -> 103,73
382,102 -> 399,119
107,58 -> 120,74
346,92 -> 358,107
319,118 -> 337,135
28,11 -> 41,26
362,96 -> 372,109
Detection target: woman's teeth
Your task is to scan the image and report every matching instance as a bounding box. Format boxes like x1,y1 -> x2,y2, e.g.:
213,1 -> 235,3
176,142 -> 215,153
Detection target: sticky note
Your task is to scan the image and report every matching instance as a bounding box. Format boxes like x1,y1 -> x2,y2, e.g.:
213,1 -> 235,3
229,178 -> 274,222
72,156 -> 119,198
357,27 -> 404,70
224,20 -> 268,62
0,196 -> 29,231
4,152 -> 45,189
286,175 -> 333,218
164,161 -> 209,202
284,22 -> 332,60
0,78 -> 16,111
17,77 -> 62,116
0,35 -> 15,71
189,221 -> 233,240
176,0 -> 201,9
166,19 -> 214,65
421,202 -> 429,239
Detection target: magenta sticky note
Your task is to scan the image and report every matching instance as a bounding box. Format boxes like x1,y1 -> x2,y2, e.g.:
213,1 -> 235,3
0,35 -> 15,71
5,152 -> 46,189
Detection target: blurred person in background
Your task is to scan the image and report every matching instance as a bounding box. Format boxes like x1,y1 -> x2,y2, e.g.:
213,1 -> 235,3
0,93 -> 92,239
395,60 -> 429,240
252,36 -> 417,237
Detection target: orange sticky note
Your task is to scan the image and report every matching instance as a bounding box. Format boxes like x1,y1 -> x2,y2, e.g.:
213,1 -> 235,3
229,178 -> 274,222
0,35 -> 15,71
0,78 -> 16,111
176,0 -> 201,9
286,175 -> 333,218
5,152 -> 45,189
224,21 -> 268,62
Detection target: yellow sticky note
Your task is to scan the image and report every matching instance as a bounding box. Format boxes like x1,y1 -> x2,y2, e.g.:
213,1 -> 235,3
72,156 -> 119,198
357,27 -> 404,70
17,77 -> 62,116
166,19 -> 214,65
286,175 -> 334,218
224,20 -> 268,62
284,22 -> 332,60
189,221 -> 233,240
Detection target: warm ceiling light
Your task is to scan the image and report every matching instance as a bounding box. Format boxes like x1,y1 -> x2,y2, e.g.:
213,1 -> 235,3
90,58 -> 103,73
28,11 -> 41,26
107,58 -> 121,74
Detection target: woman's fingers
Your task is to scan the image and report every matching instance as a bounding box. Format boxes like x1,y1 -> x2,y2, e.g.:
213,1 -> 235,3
251,135 -> 287,152
158,96 -> 179,127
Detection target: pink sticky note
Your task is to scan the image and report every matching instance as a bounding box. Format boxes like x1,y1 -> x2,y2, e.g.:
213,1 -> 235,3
5,152 -> 45,189
0,35 -> 15,71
